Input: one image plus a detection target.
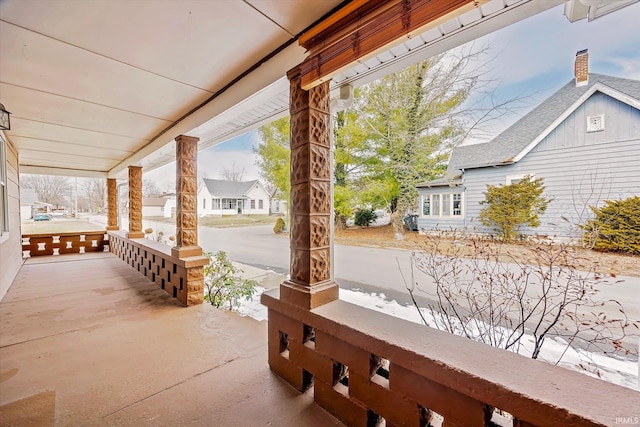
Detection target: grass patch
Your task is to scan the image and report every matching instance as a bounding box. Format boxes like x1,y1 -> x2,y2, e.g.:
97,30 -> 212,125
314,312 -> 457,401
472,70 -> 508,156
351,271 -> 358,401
22,219 -> 105,234
145,215 -> 278,228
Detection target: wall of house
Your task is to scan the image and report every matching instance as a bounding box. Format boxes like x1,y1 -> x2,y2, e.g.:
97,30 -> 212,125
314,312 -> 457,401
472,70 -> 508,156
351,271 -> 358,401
0,136 -> 23,301
245,185 -> 269,215
142,206 -> 164,217
462,94 -> 640,238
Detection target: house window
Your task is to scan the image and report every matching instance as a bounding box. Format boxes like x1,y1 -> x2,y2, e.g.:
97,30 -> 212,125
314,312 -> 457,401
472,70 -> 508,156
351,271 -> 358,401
250,200 -> 255,209
421,193 -> 463,218
0,135 -> 7,235
203,198 -> 207,209
422,197 -> 430,215
453,194 -> 462,216
258,199 -> 263,209
212,199 -> 221,210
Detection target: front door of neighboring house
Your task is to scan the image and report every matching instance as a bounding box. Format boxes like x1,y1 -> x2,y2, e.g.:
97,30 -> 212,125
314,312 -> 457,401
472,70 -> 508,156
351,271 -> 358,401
237,199 -> 243,214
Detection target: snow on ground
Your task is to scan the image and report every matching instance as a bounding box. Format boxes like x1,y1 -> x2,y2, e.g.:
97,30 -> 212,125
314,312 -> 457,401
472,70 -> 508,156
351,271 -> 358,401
235,287 -> 639,391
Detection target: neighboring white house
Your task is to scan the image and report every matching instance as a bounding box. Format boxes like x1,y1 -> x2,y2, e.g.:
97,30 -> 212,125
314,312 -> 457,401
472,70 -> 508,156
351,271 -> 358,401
19,188 -> 52,220
417,52 -> 640,239
198,179 -> 270,216
270,199 -> 287,215
142,197 -> 176,218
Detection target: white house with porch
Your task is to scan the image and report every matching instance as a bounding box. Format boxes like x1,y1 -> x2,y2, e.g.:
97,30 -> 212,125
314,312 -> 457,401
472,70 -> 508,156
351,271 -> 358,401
197,179 -> 269,216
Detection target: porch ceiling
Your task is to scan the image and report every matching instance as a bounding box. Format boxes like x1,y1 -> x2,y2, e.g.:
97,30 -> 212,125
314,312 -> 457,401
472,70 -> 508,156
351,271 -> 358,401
1,0 -> 623,179
0,0 -> 343,178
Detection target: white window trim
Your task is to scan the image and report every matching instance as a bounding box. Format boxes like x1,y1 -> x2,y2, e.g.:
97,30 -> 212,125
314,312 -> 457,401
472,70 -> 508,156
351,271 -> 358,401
420,192 -> 464,219
505,173 -> 534,185
0,134 -> 8,239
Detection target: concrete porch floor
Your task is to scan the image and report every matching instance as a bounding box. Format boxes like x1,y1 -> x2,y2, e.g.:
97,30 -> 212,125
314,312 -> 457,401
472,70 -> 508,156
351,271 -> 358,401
0,252 -> 343,426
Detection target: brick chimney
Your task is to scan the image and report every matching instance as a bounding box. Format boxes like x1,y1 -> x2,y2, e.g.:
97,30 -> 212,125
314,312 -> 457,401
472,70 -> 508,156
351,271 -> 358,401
575,49 -> 589,87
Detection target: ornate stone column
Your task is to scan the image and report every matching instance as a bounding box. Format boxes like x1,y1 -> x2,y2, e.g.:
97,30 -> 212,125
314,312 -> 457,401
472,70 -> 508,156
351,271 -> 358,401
171,135 -> 202,259
106,178 -> 118,231
127,166 -> 144,238
280,67 -> 339,309
171,135 -> 205,306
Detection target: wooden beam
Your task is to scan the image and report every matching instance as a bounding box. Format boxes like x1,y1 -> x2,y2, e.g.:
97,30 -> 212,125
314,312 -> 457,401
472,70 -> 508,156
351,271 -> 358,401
298,0 -> 481,90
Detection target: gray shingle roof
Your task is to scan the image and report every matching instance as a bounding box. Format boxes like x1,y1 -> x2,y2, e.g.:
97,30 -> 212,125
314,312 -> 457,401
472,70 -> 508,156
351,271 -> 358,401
446,73 -> 640,173
202,179 -> 258,198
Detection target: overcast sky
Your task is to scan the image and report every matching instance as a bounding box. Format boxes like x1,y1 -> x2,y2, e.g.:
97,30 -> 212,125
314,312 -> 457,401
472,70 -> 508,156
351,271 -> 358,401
145,3 -> 640,188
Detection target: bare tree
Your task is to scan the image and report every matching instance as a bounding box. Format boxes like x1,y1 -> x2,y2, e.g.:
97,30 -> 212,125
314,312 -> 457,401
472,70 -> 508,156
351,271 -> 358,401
82,178 -> 106,213
403,231 -> 638,369
220,164 -> 245,182
21,174 -> 72,208
142,178 -> 161,197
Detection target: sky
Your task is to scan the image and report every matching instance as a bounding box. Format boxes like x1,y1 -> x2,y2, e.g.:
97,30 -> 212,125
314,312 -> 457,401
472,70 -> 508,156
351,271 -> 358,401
145,3 -> 640,189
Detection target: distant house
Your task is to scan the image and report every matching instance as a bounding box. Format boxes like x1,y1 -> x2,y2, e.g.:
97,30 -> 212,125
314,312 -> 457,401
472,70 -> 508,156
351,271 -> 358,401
142,197 -> 175,218
417,52 -> 640,239
270,199 -> 287,216
198,179 -> 270,216
19,188 -> 52,220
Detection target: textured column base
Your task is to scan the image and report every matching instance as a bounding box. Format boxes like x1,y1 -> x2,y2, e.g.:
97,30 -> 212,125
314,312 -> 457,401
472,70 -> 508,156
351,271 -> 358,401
106,226 -> 119,231
172,245 -> 203,259
126,231 -> 145,239
280,280 -> 339,310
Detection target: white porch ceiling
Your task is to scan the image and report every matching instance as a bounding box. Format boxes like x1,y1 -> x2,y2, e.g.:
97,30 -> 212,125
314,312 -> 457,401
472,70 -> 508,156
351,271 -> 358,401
0,0 -> 343,178
1,0 -> 631,179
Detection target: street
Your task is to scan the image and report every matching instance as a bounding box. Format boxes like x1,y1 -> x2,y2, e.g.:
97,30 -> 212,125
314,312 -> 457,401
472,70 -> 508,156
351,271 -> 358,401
92,216 -> 640,330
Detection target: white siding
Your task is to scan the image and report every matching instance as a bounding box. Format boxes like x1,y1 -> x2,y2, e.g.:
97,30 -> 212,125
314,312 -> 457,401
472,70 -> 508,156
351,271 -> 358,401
0,135 -> 22,301
245,184 -> 269,215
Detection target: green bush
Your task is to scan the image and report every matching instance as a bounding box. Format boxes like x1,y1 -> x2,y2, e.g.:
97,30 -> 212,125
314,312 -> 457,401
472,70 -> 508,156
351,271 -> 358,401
203,251 -> 257,310
581,196 -> 640,254
354,208 -> 378,227
479,176 -> 551,240
273,217 -> 286,234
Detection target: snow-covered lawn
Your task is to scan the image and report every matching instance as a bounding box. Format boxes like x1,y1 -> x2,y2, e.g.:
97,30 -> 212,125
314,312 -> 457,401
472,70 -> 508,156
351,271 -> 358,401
236,286 -> 639,391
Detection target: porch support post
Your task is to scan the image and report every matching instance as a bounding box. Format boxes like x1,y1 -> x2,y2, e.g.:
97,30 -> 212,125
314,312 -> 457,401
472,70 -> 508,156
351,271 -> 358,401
171,135 -> 202,259
106,178 -> 118,231
170,135 -> 205,306
126,166 -> 144,239
280,66 -> 339,309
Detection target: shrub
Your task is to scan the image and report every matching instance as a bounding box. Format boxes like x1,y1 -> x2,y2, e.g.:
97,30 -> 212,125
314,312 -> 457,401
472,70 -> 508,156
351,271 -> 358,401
203,251 -> 257,310
581,196 -> 640,254
354,208 -> 378,227
273,217 -> 286,233
479,175 -> 551,240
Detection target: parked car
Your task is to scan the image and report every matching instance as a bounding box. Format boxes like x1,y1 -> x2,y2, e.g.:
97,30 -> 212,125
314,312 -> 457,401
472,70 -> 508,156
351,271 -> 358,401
34,213 -> 51,221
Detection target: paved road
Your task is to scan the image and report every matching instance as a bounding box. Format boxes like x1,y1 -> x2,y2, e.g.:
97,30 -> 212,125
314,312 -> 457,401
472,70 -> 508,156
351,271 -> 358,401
196,224 -> 640,322
90,216 -> 639,329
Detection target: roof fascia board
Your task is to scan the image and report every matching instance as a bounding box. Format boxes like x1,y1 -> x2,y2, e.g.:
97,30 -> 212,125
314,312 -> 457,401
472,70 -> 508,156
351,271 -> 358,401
512,82 -> 639,163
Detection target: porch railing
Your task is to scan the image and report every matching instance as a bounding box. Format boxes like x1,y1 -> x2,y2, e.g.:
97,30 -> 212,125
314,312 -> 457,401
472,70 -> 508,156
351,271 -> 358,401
22,231 -> 108,257
262,289 -> 638,427
108,231 -> 207,306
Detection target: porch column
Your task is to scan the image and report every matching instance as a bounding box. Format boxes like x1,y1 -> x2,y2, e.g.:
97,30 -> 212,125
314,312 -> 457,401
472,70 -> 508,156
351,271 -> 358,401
280,67 -> 339,309
127,166 -> 144,238
106,178 -> 118,231
171,135 -> 202,258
